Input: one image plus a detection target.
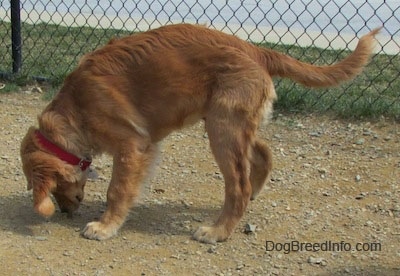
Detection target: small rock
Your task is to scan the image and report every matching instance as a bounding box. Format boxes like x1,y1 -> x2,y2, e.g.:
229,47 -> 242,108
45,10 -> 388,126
355,138 -> 365,145
309,132 -> 321,137
207,246 -> 217,254
244,223 -> 257,234
181,200 -> 192,208
63,251 -> 72,256
31,86 -> 43,93
318,168 -> 328,174
365,220 -> 374,227
271,202 -> 277,207
355,192 -> 367,200
192,216 -> 203,222
308,256 -> 326,265
355,175 -> 361,182
363,130 -> 372,136
35,236 -> 47,241
154,188 -> 165,194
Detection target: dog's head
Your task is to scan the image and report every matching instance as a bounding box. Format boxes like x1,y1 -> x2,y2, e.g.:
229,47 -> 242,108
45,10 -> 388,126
20,127 -> 88,217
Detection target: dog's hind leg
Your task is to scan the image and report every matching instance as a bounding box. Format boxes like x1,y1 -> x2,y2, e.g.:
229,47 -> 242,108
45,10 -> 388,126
193,109 -> 256,244
192,50 -> 273,244
82,139 -> 157,240
249,139 -> 273,200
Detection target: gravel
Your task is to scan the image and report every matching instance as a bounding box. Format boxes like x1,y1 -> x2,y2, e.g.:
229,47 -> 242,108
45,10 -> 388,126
0,92 -> 399,275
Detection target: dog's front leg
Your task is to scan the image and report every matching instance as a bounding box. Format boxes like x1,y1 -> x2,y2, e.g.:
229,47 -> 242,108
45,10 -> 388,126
82,140 -> 156,240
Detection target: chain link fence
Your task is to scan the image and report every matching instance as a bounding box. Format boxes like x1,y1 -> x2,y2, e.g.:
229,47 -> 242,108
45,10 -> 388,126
0,0 -> 399,117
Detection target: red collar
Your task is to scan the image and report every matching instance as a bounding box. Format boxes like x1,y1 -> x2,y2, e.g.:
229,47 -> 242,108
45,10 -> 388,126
35,130 -> 91,171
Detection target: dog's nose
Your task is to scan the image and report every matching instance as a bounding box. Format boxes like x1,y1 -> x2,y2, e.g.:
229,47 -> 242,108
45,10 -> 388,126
76,195 -> 83,202
60,205 -> 75,218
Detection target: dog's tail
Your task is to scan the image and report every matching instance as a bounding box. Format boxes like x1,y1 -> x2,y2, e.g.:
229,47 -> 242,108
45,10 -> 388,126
260,27 -> 381,88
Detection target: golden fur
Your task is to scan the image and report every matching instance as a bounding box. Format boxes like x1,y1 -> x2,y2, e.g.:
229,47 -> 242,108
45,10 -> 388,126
20,24 -> 380,244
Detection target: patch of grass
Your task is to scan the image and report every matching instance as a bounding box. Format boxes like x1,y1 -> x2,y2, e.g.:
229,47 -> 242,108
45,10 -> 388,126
0,82 -> 19,94
0,20 -> 399,119
22,22 -> 130,85
43,86 -> 59,101
0,21 -> 129,86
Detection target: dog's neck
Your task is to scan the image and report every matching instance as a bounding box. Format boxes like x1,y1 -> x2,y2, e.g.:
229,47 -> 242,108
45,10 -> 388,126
37,109 -> 94,161
35,130 -> 92,171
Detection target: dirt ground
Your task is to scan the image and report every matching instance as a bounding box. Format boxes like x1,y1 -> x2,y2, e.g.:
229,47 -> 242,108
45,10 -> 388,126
0,90 -> 399,275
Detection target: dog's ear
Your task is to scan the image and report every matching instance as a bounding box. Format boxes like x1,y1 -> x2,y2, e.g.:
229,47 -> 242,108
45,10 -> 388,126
21,128 -> 54,217
21,128 -> 80,217
22,151 -> 59,217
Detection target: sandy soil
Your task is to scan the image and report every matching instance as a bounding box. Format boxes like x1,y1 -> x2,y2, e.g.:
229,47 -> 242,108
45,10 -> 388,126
0,91 -> 399,275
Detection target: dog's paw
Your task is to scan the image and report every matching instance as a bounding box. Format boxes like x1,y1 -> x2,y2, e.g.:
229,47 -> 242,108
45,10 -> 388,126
192,225 -> 229,244
81,221 -> 118,240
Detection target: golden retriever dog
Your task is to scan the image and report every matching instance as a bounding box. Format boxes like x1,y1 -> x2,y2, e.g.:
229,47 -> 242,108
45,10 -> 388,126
20,24 -> 380,244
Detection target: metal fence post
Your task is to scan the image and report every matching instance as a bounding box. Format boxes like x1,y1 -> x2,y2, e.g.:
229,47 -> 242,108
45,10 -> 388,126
11,0 -> 22,74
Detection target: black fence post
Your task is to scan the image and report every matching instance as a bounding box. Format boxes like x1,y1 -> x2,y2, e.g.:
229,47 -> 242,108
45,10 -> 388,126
11,0 -> 22,74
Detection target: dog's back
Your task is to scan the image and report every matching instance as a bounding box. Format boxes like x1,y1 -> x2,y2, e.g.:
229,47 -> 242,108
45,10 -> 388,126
81,23 -> 380,89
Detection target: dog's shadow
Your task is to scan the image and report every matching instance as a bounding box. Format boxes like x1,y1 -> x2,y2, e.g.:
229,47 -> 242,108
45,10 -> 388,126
0,193 -> 219,238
